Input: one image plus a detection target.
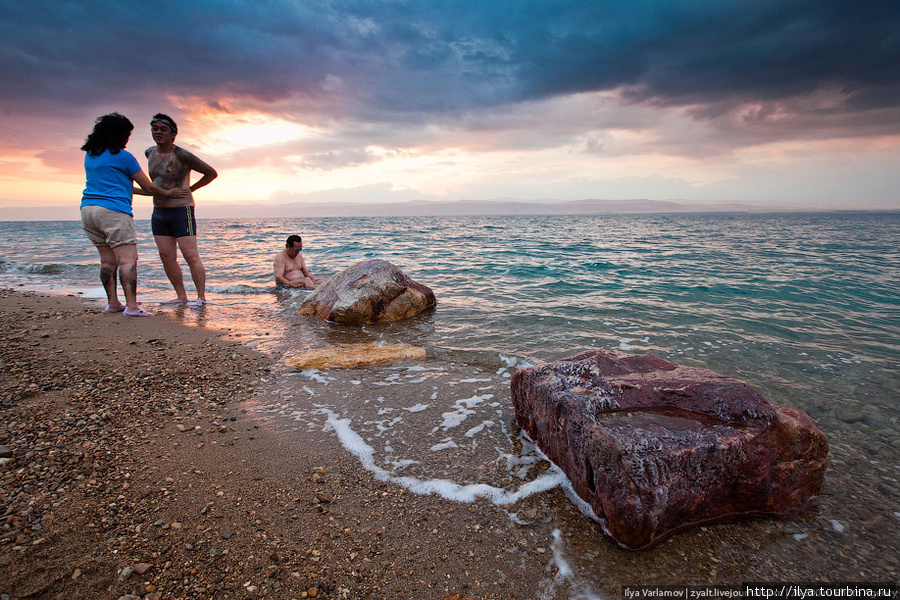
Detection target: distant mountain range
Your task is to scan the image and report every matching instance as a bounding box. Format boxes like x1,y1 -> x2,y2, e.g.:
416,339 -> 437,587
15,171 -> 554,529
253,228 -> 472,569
140,198 -> 895,218
195,198 -> 758,218
1,198 -> 894,221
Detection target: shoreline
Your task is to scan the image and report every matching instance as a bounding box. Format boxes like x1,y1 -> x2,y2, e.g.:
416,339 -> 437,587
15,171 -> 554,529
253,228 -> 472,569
2,289 -> 897,599
0,289 -> 557,599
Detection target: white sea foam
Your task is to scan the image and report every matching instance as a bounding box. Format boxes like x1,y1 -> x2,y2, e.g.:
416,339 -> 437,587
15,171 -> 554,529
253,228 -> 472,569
299,369 -> 332,384
430,439 -> 458,452
373,373 -> 404,386
538,529 -> 606,600
283,361 -> 554,507
465,420 -> 495,438
498,450 -> 541,479
434,394 -> 492,431
322,408 -> 568,505
551,529 -> 574,579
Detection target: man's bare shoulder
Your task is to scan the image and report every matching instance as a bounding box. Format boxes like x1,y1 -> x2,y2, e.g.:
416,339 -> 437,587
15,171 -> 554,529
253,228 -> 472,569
173,146 -> 201,163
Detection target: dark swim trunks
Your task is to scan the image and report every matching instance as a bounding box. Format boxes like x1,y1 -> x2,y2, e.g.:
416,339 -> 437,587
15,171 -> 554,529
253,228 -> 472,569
151,206 -> 197,237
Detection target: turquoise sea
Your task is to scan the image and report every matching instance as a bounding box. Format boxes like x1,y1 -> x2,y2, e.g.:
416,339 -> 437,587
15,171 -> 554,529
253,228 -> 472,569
1,213 -> 898,594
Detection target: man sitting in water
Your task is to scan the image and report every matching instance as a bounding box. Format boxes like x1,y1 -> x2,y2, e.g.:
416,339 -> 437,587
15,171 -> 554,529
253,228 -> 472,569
274,235 -> 326,289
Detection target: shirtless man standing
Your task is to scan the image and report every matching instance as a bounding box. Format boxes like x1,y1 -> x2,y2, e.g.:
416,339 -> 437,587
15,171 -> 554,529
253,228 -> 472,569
274,235 -> 326,289
143,113 -> 217,307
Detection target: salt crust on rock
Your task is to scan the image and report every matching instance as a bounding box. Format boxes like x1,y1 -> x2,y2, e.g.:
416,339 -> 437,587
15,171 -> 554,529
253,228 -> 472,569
511,349 -> 828,550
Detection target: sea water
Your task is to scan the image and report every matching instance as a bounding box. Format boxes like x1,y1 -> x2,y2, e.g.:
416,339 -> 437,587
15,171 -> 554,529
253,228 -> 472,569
1,213 -> 898,591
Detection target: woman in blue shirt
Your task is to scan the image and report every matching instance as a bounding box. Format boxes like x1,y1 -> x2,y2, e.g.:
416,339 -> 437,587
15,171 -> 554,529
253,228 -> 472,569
80,113 -> 186,317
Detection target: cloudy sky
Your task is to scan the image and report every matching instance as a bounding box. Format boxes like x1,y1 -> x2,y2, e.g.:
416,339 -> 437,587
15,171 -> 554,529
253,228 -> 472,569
1,0 -> 898,215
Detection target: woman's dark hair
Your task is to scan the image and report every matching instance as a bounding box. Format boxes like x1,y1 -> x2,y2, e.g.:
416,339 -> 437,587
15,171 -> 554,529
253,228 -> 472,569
81,113 -> 134,156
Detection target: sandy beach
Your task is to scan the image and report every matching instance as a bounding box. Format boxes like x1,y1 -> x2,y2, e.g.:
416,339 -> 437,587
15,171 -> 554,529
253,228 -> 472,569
0,290 -> 561,599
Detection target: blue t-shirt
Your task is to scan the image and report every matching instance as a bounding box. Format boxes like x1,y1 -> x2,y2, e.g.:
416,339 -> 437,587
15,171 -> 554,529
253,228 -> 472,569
80,149 -> 142,216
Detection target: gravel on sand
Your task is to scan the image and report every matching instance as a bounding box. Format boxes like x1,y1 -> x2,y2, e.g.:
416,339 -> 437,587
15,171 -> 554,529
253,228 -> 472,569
0,290 -> 552,600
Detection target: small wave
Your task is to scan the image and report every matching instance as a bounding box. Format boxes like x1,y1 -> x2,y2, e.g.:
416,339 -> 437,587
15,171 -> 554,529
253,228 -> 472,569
206,283 -> 278,295
0,261 -> 95,276
430,347 -> 533,371
585,261 -> 615,270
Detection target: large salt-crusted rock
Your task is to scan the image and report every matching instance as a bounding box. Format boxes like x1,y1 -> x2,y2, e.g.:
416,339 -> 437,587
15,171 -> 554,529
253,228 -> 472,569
511,349 -> 828,550
298,259 -> 435,325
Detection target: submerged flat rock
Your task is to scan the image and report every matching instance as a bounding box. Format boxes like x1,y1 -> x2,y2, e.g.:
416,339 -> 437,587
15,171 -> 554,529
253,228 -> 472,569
288,343 -> 427,370
511,349 -> 828,550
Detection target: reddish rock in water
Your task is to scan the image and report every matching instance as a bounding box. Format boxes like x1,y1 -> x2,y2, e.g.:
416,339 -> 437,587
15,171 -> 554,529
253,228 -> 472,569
511,349 -> 828,550
298,259 -> 435,325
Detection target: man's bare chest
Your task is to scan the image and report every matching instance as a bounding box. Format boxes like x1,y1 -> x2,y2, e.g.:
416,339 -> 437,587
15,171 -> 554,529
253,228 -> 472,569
149,152 -> 188,180
284,256 -> 305,271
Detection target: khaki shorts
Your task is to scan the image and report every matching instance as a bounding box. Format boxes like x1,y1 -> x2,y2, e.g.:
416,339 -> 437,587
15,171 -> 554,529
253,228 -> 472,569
81,205 -> 137,247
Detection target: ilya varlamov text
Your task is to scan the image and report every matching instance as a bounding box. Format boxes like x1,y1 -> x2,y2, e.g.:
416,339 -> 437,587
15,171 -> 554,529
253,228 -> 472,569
623,587 -> 743,599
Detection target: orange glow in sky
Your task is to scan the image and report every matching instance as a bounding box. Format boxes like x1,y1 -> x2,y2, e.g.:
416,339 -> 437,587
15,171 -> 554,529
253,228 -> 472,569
1,4 -> 898,217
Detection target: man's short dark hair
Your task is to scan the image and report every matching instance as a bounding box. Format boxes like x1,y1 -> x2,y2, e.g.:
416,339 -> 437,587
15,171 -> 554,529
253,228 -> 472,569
286,235 -> 303,247
151,113 -> 178,134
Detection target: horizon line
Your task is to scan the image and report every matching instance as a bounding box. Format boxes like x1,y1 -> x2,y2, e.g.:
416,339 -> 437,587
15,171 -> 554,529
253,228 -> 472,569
1,197 -> 898,222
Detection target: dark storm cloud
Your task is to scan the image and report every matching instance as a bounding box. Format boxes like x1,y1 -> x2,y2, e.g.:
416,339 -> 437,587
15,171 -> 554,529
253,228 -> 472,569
2,0 -> 898,129
513,1 -> 900,105
0,1 -> 337,108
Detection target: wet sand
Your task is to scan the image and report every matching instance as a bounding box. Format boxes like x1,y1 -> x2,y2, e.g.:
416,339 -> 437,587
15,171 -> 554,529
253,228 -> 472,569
1,290 -> 897,600
0,290 -> 555,599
